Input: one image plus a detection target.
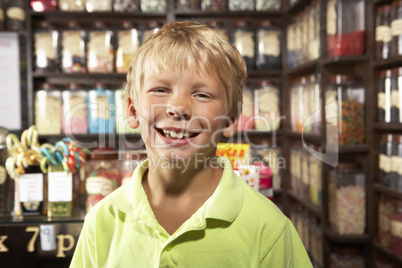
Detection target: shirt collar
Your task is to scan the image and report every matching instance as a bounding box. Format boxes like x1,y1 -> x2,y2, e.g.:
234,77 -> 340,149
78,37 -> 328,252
109,156 -> 243,223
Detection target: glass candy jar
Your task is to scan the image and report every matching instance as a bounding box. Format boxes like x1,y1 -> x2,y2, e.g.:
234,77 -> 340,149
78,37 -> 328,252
86,0 -> 112,12
326,0 -> 365,56
34,21 -> 60,73
30,0 -> 58,11
85,149 -> 120,212
256,20 -> 281,70
114,0 -> 140,12
329,163 -> 366,235
116,21 -> 140,74
87,21 -> 114,74
176,0 -> 200,10
62,83 -> 88,135
201,0 -> 227,11
228,0 -> 253,11
61,21 -> 86,73
391,0 -> 402,56
330,248 -> 365,268
35,83 -> 62,135
59,0 -> 85,11
325,75 -> 365,147
233,20 -> 255,70
375,5 -> 392,60
254,80 -> 280,131
141,0 -> 167,12
88,83 -> 115,134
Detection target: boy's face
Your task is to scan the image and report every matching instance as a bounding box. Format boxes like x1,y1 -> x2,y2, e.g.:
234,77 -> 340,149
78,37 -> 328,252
127,64 -> 237,165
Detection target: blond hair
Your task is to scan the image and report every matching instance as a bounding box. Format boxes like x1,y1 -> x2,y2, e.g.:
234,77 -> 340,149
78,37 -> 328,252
126,20 -> 247,118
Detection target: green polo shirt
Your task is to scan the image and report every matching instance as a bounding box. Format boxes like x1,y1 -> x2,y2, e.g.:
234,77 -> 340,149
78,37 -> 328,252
70,157 -> 312,267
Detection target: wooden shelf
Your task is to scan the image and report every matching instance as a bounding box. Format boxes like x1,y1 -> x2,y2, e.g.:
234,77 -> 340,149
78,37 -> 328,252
29,10 -> 167,20
373,243 -> 402,266
326,144 -> 370,154
174,10 -> 282,18
373,122 -> 402,131
287,0 -> 311,14
375,55 -> 402,69
324,227 -> 371,244
373,0 -> 396,6
287,190 -> 322,219
285,60 -> 320,77
321,55 -> 369,67
247,69 -> 282,78
373,184 -> 402,200
287,131 -> 321,144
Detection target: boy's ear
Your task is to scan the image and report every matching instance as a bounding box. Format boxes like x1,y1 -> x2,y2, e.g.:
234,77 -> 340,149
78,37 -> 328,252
222,117 -> 238,138
126,97 -> 140,129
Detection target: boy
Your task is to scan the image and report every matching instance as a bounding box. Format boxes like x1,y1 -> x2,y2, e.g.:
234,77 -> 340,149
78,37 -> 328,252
70,21 -> 312,267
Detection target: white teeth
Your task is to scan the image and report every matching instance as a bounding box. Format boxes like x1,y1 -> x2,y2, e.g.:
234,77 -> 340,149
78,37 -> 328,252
161,129 -> 192,139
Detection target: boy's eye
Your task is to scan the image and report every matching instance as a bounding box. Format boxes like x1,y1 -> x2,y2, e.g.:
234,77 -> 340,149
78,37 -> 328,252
152,88 -> 169,93
194,93 -> 212,99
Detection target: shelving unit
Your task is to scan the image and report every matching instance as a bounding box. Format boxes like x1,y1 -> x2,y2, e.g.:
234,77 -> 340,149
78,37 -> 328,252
2,0 -> 402,266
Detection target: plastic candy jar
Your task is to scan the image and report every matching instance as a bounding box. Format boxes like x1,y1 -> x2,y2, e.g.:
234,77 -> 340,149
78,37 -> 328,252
88,83 -> 115,134
329,163 -> 366,235
325,75 -> 365,146
256,20 -> 281,70
326,0 -> 365,56
61,21 -> 86,73
34,21 -> 60,73
35,83 -> 62,135
62,83 -> 88,135
116,21 -> 140,74
87,21 -> 114,74
85,149 -> 120,212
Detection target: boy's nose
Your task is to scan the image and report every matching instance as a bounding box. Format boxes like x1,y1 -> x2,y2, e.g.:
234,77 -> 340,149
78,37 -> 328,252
166,104 -> 191,120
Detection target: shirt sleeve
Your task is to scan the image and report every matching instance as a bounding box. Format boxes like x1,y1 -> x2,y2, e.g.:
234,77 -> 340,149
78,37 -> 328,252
260,219 -> 313,268
69,220 -> 96,268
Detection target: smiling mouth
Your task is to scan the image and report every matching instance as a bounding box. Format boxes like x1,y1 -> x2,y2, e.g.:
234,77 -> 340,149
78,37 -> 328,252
156,128 -> 200,139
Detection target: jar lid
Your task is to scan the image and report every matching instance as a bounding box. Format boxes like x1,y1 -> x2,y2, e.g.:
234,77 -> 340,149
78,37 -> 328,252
66,21 -> 81,28
146,21 -> 163,28
336,162 -> 358,170
378,4 -> 391,14
68,82 -> 84,90
391,67 -> 402,76
39,82 -> 58,90
87,148 -> 118,160
381,133 -> 393,142
259,80 -> 275,87
93,21 -> 107,28
206,20 -> 223,28
392,1 -> 402,8
234,20 -> 251,27
259,20 -> 275,27
119,150 -> 147,161
380,69 -> 392,78
331,75 -> 355,84
37,21 -> 54,28
121,21 -> 136,28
